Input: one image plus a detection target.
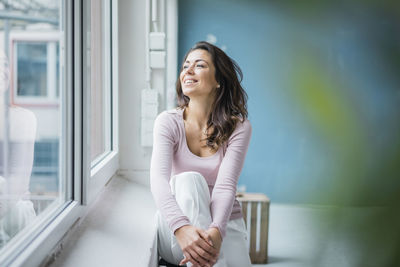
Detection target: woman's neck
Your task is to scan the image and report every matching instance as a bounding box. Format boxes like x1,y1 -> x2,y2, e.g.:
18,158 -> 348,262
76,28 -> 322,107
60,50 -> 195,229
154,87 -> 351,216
184,99 -> 212,130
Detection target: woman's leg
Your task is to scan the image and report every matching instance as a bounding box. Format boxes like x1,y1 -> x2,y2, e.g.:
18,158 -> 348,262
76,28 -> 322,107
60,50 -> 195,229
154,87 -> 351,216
220,218 -> 252,267
157,171 -> 219,265
156,171 -> 250,267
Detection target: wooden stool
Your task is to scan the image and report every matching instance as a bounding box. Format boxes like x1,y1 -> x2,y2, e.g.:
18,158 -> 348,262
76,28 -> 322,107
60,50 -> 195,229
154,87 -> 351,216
236,193 -> 270,264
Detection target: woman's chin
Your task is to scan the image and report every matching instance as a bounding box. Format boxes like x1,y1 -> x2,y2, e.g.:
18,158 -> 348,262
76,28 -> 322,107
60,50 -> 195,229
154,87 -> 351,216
182,88 -> 196,97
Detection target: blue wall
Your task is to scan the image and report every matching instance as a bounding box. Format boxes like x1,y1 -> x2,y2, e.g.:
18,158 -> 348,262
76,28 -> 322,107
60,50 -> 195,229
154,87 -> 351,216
178,0 -> 400,205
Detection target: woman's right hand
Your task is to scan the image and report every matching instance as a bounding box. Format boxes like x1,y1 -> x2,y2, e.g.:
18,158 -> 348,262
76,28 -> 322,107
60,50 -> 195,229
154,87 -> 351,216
174,225 -> 219,267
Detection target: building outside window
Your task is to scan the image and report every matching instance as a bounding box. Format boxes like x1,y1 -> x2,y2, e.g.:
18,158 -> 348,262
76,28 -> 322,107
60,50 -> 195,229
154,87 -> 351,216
12,36 -> 60,106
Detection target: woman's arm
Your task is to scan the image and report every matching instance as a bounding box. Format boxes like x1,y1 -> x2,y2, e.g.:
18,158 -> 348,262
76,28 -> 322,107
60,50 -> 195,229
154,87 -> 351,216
150,112 -> 191,232
208,120 -> 252,239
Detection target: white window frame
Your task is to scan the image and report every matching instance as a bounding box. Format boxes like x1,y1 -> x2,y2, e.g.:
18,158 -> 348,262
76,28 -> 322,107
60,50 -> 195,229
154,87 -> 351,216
0,0 -> 119,265
83,0 -> 119,204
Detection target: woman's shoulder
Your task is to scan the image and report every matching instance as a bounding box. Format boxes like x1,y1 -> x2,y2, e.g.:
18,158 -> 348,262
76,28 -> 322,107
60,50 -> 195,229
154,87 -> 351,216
157,108 -> 182,119
155,107 -> 183,131
220,117 -> 252,153
166,106 -> 184,115
233,117 -> 252,132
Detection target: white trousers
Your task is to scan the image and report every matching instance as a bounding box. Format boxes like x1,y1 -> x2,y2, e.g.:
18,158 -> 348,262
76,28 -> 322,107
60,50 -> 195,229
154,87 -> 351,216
156,171 -> 251,267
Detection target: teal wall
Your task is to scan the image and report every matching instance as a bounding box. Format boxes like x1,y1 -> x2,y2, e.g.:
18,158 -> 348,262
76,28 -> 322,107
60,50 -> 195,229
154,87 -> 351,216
178,0 -> 400,205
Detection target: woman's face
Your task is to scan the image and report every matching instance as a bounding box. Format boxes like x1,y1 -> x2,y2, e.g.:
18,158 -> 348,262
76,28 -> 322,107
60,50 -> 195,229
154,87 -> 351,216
180,49 -> 219,100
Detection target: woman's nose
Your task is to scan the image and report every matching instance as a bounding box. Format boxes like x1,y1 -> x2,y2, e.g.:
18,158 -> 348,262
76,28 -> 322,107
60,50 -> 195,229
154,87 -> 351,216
186,64 -> 195,74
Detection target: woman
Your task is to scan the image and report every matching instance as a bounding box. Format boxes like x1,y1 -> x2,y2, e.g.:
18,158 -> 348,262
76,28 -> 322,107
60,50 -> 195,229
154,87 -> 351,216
150,41 -> 252,267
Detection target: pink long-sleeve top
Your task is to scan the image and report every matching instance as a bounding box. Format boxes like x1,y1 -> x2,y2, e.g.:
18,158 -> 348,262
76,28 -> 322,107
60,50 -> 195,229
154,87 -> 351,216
150,107 -> 252,239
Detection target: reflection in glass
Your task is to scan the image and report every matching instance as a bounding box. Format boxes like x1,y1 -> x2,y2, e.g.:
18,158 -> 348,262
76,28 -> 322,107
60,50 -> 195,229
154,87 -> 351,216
17,43 -> 47,97
0,0 -> 65,252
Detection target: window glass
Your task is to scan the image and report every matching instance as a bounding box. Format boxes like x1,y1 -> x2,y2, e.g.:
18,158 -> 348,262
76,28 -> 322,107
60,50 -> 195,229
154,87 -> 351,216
0,0 -> 67,253
89,0 -> 112,164
13,40 -> 60,105
16,42 -> 48,97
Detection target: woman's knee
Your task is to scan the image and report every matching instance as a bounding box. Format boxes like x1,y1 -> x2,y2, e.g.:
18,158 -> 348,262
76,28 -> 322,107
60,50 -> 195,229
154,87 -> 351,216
171,171 -> 208,194
173,171 -> 204,181
170,171 -> 210,207
171,172 -> 213,227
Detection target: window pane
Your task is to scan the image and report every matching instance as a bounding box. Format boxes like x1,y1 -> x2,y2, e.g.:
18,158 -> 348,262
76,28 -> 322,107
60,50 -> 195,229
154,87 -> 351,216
89,0 -> 112,163
16,43 -> 48,97
14,40 -> 60,104
0,0 -> 67,253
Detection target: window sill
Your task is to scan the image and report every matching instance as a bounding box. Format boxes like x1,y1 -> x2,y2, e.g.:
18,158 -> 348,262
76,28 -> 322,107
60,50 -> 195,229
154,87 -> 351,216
48,175 -> 157,267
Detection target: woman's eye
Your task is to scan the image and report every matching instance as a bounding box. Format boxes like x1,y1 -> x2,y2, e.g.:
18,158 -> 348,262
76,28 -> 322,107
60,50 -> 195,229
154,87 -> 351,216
182,65 -> 189,69
196,64 -> 204,68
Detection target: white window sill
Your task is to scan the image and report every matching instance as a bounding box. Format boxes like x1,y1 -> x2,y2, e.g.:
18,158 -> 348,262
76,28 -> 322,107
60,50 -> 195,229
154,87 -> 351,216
47,175 -> 157,267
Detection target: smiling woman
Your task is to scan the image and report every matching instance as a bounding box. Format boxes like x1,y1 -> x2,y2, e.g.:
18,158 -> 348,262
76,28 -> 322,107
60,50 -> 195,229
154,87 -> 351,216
180,49 -> 219,103
177,42 -> 248,152
150,41 -> 252,267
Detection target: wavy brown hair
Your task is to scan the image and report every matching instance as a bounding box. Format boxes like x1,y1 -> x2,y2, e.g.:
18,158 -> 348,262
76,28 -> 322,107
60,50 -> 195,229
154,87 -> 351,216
176,41 -> 248,150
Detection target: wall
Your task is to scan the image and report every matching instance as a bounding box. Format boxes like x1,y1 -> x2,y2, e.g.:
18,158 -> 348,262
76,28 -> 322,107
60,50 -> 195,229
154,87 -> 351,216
178,0 -> 400,205
118,0 -> 176,185
118,0 -> 153,183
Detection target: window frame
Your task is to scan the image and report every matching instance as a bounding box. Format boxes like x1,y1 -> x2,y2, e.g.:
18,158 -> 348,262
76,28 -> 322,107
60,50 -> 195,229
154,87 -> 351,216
83,0 -> 119,205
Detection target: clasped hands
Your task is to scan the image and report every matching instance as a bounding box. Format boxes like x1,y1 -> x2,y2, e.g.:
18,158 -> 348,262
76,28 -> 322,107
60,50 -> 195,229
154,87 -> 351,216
174,225 -> 222,267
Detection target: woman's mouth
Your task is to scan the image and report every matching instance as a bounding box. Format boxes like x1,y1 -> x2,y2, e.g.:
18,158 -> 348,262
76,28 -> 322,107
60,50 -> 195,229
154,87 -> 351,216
184,79 -> 198,85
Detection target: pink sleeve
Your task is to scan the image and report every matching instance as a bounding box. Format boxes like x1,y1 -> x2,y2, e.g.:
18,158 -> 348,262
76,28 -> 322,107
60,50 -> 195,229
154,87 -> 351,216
150,112 -> 191,233
208,120 -> 252,239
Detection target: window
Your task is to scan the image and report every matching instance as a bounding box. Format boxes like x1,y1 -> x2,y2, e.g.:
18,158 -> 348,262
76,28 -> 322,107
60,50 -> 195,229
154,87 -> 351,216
0,0 -> 118,265
84,0 -> 118,204
0,0 -> 67,259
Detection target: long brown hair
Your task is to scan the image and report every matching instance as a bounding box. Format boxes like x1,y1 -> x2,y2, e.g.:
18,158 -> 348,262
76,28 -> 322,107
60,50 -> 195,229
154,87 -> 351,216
176,41 -> 248,150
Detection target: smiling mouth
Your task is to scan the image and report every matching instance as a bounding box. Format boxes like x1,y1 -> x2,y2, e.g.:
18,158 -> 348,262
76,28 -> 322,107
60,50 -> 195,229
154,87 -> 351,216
184,79 -> 198,85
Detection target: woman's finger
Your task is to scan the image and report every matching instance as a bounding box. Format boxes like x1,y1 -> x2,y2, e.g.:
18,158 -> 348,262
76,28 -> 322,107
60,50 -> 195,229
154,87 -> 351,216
192,242 -> 216,262
181,249 -> 203,267
192,235 -> 217,261
188,247 -> 210,267
198,230 -> 213,246
194,246 -> 214,264
196,233 -> 218,257
197,231 -> 218,256
179,252 -> 193,266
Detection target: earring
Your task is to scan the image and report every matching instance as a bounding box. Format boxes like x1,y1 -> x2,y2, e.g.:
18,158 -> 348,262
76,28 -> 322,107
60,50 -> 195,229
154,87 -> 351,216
217,84 -> 220,88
